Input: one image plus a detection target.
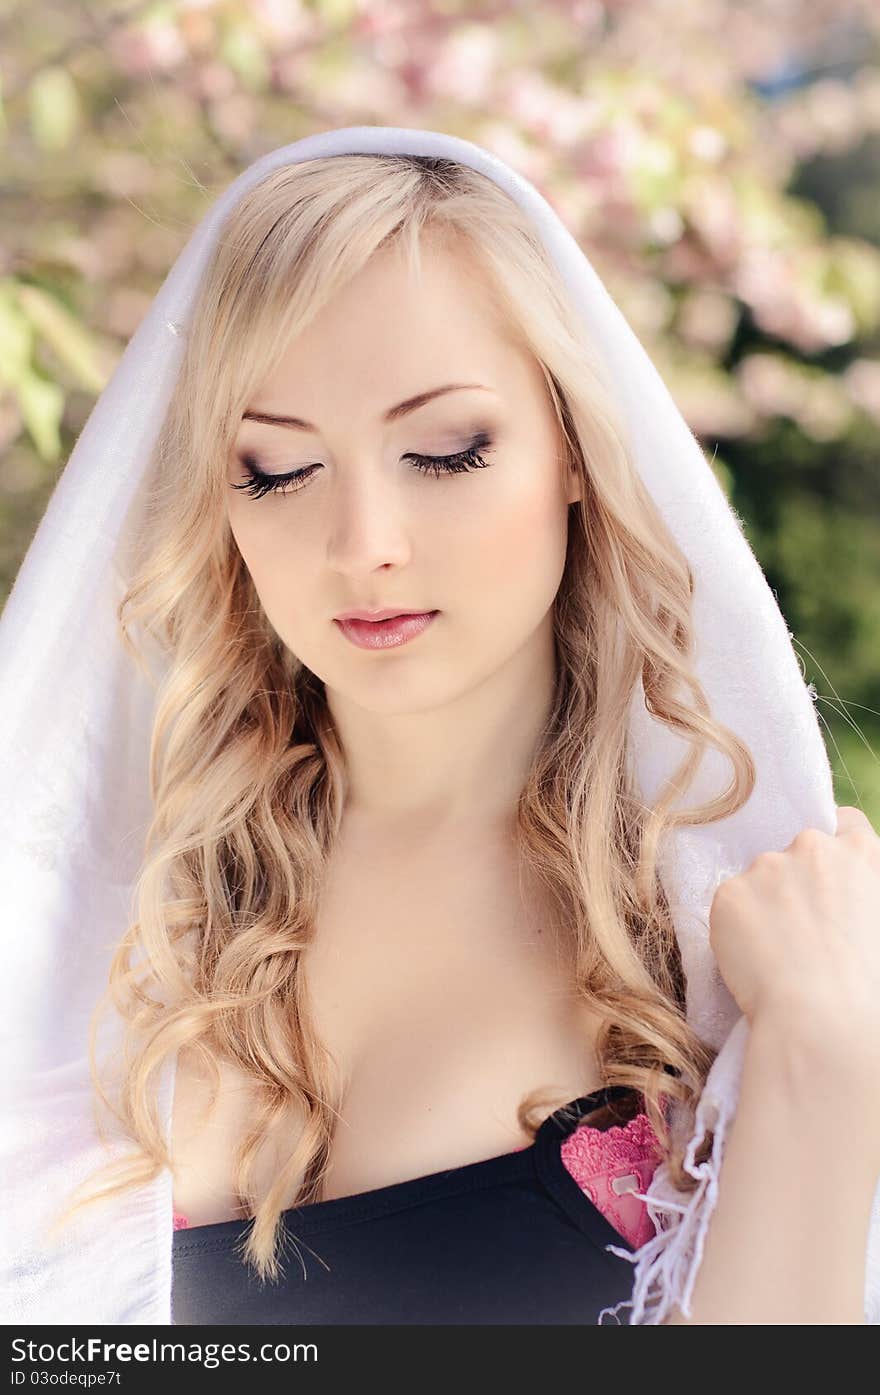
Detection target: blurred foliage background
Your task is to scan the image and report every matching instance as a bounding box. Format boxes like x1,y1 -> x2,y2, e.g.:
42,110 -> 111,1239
1,0 -> 878,820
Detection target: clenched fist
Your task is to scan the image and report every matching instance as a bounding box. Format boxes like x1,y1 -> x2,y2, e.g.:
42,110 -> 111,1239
708,805 -> 880,1085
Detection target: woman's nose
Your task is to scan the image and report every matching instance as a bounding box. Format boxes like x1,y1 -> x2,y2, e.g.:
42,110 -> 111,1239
324,462 -> 414,577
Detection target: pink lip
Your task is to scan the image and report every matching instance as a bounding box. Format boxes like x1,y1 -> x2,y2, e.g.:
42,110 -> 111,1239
335,607 -> 430,622
334,610 -> 439,650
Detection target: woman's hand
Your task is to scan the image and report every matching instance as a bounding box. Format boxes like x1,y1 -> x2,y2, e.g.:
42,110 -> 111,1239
708,804 -> 880,1081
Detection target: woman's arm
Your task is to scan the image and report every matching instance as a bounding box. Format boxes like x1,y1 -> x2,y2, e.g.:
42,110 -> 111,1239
662,1014 -> 879,1324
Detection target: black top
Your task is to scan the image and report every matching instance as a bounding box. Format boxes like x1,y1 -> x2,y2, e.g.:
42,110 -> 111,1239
171,1085 -> 643,1326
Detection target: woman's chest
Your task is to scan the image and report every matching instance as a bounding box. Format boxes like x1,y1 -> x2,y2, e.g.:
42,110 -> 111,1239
170,829 -> 603,1224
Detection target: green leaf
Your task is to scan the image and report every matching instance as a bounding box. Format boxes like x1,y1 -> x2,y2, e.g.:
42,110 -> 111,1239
16,371 -> 65,462
0,285 -> 34,379
28,67 -> 81,152
16,283 -> 109,394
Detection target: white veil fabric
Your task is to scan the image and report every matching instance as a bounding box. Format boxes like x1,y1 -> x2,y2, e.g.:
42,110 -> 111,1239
2,124 -> 876,1326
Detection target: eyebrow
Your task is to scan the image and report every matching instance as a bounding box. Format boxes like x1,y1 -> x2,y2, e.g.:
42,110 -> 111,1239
241,383 -> 494,432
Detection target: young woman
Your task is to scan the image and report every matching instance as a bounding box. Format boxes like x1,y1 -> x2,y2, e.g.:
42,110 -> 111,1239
3,128 -> 878,1327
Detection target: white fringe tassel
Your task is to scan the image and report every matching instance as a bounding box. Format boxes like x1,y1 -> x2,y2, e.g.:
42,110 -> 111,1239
596,1014 -> 749,1325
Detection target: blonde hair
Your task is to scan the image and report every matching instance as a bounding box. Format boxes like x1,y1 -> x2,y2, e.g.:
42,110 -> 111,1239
56,153 -> 755,1282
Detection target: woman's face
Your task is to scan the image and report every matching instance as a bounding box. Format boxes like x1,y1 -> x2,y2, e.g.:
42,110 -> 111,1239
226,236 -> 581,713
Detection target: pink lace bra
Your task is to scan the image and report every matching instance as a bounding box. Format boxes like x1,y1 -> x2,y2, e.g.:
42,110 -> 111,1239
173,1106 -> 662,1250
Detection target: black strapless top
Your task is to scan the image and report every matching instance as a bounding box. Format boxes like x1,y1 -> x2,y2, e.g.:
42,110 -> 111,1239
171,1085 -> 644,1326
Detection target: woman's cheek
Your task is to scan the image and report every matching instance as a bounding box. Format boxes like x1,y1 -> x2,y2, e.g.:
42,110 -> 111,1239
227,519 -> 306,639
489,472 -> 568,596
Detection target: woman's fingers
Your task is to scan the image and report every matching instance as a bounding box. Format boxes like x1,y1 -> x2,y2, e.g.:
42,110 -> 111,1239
835,804 -> 877,836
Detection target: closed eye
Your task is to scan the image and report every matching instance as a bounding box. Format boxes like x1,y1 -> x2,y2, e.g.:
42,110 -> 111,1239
230,433 -> 495,500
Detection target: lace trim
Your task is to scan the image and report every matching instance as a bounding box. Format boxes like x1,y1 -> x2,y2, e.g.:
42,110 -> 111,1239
561,1111 -> 664,1249
561,1110 -> 662,1176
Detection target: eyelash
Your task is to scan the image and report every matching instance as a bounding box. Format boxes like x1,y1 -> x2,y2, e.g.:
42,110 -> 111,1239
231,433 -> 495,500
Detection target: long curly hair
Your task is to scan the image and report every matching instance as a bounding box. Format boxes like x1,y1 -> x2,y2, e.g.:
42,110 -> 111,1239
55,153 -> 755,1282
